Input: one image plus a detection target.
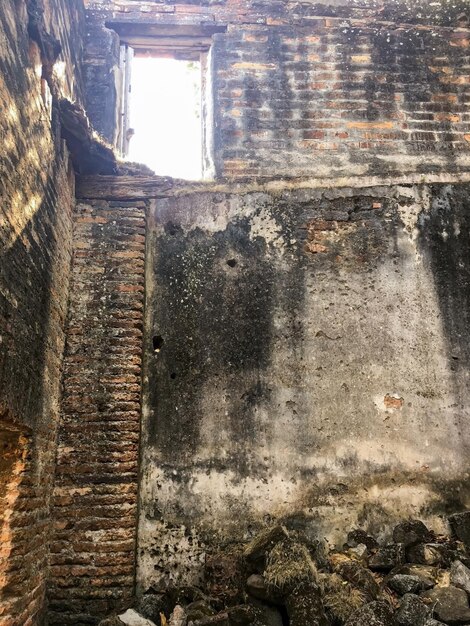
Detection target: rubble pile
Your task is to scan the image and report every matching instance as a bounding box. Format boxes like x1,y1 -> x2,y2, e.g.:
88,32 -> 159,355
100,511 -> 470,626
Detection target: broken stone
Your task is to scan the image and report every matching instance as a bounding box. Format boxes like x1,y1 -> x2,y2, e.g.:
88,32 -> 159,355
451,552 -> 470,571
369,544 -> 406,571
451,560 -> 470,596
246,575 -> 281,604
421,586 -> 470,624
390,564 -> 437,590
192,613 -> 229,626
406,544 -> 447,566
169,605 -> 187,626
424,621 -> 446,626
247,600 -> 283,626
388,574 -> 424,595
349,544 -> 368,559
344,600 -> 396,626
227,605 -> 257,625
98,618 -> 125,626
396,594 -> 431,626
205,552 -> 245,606
243,526 -> 289,565
186,601 -> 216,622
456,554 -> 470,570
393,520 -> 433,547
264,539 -> 317,595
449,512 -> 470,548
347,529 -> 379,550
117,610 -> 158,626
301,535 -> 330,570
321,573 -> 367,623
284,582 -> 329,626
138,593 -> 173,622
246,574 -> 267,600
336,559 -> 381,600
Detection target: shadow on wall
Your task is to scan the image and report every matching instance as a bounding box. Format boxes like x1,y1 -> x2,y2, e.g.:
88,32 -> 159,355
418,185 -> 470,419
150,217 -> 279,464
0,162 -> 68,624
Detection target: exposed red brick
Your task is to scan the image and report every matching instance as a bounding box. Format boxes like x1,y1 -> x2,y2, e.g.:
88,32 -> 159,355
48,200 -> 146,624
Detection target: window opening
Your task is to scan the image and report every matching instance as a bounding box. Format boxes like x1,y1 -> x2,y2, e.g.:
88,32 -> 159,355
106,19 -> 227,179
108,22 -> 227,181
127,56 -> 202,180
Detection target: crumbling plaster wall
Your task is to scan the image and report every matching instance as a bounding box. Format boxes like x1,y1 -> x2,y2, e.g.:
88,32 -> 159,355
84,0 -> 470,179
0,0 -> 85,623
138,181 -> 470,593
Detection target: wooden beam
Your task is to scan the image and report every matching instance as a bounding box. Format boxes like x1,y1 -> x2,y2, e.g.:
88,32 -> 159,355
117,35 -> 213,48
106,22 -> 227,38
76,175 -> 176,200
123,35 -> 212,59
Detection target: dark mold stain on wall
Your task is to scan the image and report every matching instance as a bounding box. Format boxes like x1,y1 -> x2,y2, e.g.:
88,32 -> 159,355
418,186 -> 470,376
149,202 -> 281,470
145,188 -> 399,482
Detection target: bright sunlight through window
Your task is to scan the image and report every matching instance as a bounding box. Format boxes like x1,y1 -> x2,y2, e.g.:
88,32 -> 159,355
128,57 -> 202,180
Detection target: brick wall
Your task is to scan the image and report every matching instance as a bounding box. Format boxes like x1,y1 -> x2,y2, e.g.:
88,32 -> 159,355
41,0 -> 85,101
0,0 -> 84,623
0,142 -> 75,626
83,16 -> 121,145
49,200 -> 147,625
214,19 -> 470,179
85,0 -> 470,180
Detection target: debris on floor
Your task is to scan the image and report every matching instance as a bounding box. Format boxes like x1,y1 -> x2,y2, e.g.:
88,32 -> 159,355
99,512 -> 470,626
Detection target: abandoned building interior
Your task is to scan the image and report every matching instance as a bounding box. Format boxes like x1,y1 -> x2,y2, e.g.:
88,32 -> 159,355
1,0 -> 470,624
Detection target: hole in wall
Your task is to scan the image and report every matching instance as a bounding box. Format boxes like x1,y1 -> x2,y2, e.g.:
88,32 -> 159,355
170,372 -> 177,380
166,223 -> 179,236
153,335 -> 164,353
226,258 -> 238,268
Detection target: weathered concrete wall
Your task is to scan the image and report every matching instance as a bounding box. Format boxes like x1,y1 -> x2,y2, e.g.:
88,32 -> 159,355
0,0 -> 84,623
85,0 -> 470,179
49,199 -> 146,625
138,182 -> 470,592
